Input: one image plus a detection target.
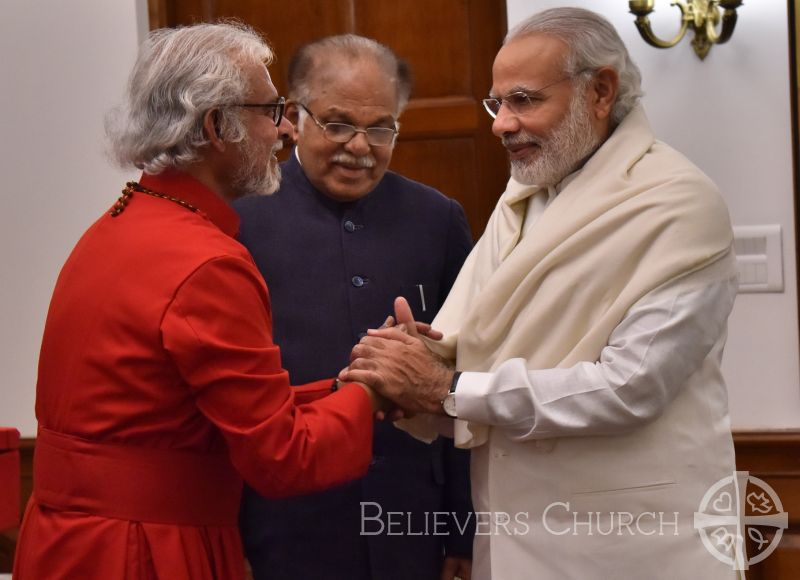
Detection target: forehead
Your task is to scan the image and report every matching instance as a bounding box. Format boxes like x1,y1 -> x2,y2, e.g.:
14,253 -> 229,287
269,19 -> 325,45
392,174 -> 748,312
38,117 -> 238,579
305,57 -> 399,118
245,62 -> 277,100
491,34 -> 569,94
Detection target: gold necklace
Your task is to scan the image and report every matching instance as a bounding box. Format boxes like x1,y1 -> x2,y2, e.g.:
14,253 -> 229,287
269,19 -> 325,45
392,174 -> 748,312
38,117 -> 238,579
110,181 -> 205,218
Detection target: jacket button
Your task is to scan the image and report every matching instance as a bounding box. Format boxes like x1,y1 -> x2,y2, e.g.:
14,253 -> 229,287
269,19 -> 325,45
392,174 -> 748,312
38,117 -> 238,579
344,220 -> 356,232
352,276 -> 365,287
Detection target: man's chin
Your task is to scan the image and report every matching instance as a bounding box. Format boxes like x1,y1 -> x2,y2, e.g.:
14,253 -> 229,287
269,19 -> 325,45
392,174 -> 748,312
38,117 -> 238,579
260,165 -> 283,196
234,167 -> 282,199
510,157 -> 575,188
251,185 -> 279,198
509,162 -> 542,186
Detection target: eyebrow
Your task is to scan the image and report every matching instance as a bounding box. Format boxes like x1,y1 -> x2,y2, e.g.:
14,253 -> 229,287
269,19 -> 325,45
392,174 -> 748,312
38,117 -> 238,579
489,84 -> 542,99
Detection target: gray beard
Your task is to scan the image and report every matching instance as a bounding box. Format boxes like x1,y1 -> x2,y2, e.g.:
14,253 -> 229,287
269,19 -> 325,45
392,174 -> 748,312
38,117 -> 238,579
232,138 -> 282,198
505,90 -> 601,188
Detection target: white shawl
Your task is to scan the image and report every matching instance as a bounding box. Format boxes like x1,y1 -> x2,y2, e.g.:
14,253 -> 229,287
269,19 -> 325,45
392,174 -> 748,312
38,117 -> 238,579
424,106 -> 734,448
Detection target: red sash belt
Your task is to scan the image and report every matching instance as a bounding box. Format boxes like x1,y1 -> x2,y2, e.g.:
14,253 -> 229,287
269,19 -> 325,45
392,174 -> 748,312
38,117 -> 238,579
33,428 -> 242,526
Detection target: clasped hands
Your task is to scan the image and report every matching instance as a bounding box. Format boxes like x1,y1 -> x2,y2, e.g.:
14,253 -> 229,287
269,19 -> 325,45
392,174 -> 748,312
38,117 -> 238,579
340,297 -> 455,419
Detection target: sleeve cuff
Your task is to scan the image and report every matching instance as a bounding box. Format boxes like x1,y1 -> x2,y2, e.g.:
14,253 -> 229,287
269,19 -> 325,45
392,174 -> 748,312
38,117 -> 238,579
454,371 -> 495,423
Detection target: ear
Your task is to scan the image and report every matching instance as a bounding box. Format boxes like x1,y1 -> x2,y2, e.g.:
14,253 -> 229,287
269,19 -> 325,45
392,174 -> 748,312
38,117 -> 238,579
588,67 -> 619,123
202,109 -> 227,152
285,102 -> 301,142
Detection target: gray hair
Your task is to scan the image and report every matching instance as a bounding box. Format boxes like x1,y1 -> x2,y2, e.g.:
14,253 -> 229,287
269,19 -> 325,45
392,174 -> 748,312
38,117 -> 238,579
506,7 -> 643,125
106,21 -> 273,174
287,34 -> 412,113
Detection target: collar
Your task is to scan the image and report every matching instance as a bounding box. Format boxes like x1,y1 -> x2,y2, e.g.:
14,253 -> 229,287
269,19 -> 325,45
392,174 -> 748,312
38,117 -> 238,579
138,169 -> 240,238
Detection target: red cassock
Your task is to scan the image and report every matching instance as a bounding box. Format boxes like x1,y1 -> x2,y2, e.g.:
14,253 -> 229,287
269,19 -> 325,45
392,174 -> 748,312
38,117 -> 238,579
13,170 -> 374,579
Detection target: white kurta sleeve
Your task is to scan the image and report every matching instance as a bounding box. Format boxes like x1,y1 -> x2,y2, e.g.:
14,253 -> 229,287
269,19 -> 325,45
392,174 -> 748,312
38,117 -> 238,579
454,271 -> 738,441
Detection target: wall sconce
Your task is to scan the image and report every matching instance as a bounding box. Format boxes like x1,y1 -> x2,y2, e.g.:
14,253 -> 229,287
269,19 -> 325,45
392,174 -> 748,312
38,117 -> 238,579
628,0 -> 743,60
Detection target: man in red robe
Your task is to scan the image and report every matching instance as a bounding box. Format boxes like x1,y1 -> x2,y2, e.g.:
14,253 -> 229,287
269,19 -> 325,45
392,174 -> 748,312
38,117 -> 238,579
13,22 -> 383,580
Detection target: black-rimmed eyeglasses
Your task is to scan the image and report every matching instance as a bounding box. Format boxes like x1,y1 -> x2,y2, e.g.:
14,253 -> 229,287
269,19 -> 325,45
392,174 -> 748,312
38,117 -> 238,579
233,96 -> 286,126
482,70 -> 591,119
299,103 -> 398,147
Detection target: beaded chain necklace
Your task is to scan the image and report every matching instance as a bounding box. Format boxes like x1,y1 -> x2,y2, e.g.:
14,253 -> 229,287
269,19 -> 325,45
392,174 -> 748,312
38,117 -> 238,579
110,181 -> 206,218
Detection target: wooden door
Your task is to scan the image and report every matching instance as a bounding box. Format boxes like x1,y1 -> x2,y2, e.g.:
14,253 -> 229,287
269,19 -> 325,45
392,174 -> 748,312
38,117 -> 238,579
148,0 -> 509,237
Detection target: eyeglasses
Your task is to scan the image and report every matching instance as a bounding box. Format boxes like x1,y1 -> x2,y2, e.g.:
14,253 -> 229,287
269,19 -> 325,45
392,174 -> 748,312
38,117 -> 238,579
482,70 -> 591,119
298,104 -> 398,147
233,96 -> 286,126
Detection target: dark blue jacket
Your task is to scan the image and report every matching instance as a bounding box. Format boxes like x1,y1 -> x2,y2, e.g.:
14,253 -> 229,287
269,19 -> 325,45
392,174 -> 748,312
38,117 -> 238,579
234,152 -> 474,580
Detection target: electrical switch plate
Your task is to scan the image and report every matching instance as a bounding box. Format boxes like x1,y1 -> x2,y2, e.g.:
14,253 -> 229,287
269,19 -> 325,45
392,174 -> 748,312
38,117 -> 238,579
733,225 -> 783,293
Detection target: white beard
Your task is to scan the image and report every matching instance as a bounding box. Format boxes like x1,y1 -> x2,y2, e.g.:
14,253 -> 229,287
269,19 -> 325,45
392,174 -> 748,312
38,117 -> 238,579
504,88 -> 601,188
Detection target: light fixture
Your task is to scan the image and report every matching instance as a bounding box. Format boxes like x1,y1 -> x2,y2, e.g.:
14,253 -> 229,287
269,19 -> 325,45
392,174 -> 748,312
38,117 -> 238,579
628,0 -> 743,60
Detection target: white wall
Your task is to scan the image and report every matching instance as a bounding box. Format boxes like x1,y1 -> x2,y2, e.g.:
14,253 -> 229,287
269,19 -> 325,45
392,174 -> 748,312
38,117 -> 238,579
2,0 -> 798,436
0,1 -> 144,436
506,0 -> 800,429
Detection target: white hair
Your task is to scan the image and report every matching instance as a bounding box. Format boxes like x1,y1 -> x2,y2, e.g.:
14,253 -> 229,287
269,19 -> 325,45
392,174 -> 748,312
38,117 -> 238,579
506,7 -> 643,125
106,22 -> 273,174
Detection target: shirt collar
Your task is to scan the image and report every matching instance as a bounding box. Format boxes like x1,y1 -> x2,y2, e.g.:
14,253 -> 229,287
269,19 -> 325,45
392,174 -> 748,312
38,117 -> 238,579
138,169 -> 240,238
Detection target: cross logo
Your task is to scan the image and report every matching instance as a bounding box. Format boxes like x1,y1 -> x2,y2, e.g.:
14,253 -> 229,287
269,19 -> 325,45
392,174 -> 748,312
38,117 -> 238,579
694,471 -> 789,570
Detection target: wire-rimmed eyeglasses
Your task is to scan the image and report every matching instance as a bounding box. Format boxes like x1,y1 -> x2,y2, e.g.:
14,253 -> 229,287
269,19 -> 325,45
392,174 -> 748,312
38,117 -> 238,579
299,103 -> 398,147
482,70 -> 591,119
233,96 -> 286,126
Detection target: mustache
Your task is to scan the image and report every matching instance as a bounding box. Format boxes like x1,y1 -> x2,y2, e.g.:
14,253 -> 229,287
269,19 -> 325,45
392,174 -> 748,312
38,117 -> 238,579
331,152 -> 376,168
501,131 -> 544,149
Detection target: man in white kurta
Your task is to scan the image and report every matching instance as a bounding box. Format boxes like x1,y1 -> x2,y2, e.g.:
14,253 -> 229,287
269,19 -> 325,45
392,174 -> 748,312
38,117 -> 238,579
344,7 -> 739,580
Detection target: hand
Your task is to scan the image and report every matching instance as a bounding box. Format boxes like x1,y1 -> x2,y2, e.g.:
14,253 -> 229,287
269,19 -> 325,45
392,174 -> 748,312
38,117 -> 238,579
380,297 -> 444,340
440,555 -> 472,580
333,369 -> 404,420
342,327 -> 453,415
374,406 -> 408,422
352,381 -> 393,415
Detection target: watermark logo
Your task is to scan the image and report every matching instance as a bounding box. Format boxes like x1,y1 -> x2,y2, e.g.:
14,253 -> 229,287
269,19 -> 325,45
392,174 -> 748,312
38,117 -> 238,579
541,503 -> 679,536
694,471 -> 788,570
360,502 -> 530,536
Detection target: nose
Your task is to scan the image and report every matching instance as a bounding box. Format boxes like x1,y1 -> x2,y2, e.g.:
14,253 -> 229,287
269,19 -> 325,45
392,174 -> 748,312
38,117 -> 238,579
491,105 -> 520,138
344,130 -> 371,156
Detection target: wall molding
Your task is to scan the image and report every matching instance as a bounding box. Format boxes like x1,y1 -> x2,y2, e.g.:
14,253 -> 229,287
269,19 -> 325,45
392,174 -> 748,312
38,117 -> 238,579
732,431 -> 800,579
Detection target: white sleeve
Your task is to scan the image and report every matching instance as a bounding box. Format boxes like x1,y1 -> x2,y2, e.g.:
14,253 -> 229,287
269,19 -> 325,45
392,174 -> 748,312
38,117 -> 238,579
453,273 -> 738,441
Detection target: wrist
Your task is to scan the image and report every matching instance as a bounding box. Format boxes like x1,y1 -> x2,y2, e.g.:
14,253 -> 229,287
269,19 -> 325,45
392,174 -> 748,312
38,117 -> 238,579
440,369 -> 460,417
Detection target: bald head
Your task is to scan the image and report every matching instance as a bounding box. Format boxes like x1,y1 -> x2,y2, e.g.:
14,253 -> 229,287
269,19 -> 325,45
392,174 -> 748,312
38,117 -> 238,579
287,34 -> 411,114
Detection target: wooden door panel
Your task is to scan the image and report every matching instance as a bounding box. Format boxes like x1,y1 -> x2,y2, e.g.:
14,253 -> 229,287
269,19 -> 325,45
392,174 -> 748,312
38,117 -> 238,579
215,1 -> 355,94
391,138 -> 479,233
398,97 -> 477,137
152,0 -> 353,96
355,0 -> 473,98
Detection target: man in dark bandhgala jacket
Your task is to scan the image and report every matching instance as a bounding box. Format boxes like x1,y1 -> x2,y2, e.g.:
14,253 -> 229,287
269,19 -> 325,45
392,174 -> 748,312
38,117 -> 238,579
234,34 -> 475,580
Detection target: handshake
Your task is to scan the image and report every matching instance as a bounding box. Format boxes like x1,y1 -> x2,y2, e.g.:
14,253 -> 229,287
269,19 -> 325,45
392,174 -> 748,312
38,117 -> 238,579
340,297 -> 456,418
